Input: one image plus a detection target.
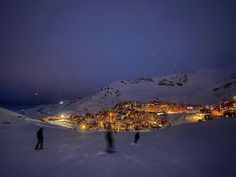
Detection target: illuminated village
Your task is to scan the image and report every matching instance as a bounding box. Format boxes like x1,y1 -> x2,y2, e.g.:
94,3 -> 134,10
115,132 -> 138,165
42,96 -> 236,131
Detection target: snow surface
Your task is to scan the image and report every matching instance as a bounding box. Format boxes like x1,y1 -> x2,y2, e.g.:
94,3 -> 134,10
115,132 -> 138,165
0,107 -> 34,125
24,67 -> 236,118
1,107 -> 236,177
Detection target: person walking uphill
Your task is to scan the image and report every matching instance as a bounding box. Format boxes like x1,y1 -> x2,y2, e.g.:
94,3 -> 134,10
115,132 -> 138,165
134,131 -> 140,144
35,128 -> 44,150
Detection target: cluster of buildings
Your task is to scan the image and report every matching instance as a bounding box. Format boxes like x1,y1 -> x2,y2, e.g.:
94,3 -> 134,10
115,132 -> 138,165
42,97 -> 236,131
199,99 -> 236,119
68,101 -> 193,131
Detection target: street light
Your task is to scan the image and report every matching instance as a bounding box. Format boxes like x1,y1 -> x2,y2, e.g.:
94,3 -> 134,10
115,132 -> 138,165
80,124 -> 86,130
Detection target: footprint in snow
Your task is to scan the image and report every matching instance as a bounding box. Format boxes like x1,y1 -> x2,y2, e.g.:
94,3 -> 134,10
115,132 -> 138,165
95,151 -> 106,156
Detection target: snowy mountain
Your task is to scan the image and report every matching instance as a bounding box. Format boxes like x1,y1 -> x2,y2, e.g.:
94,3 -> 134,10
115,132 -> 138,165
0,107 -> 28,125
0,107 -> 41,126
25,67 -> 236,118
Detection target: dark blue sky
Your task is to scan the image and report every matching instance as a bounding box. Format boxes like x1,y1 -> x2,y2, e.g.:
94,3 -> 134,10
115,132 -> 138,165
0,0 -> 236,105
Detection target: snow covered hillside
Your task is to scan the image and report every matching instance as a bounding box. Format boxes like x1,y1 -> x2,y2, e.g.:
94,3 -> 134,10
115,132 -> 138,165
0,107 -> 33,125
25,67 -> 236,118
0,115 -> 236,177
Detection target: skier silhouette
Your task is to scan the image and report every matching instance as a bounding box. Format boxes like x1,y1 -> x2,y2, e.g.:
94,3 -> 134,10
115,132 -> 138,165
134,131 -> 140,144
105,125 -> 115,153
35,128 -> 44,150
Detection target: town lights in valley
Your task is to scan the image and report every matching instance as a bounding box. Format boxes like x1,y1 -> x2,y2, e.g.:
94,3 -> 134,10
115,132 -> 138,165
42,99 -> 236,132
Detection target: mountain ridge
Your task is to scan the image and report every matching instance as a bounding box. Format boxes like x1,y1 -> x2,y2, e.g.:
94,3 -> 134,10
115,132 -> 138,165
24,68 -> 236,118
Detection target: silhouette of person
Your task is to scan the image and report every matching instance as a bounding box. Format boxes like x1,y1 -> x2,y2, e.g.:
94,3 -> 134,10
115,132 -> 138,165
106,128 -> 115,153
134,131 -> 140,144
35,128 -> 44,150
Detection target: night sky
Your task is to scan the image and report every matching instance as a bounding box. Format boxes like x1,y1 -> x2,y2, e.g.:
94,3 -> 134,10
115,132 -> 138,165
0,0 -> 236,106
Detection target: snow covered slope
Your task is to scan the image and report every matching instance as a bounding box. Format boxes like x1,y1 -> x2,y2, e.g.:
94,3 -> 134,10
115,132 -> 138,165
0,107 -> 30,125
23,100 -> 78,119
25,67 -> 236,118
0,107 -> 46,129
0,118 -> 236,177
